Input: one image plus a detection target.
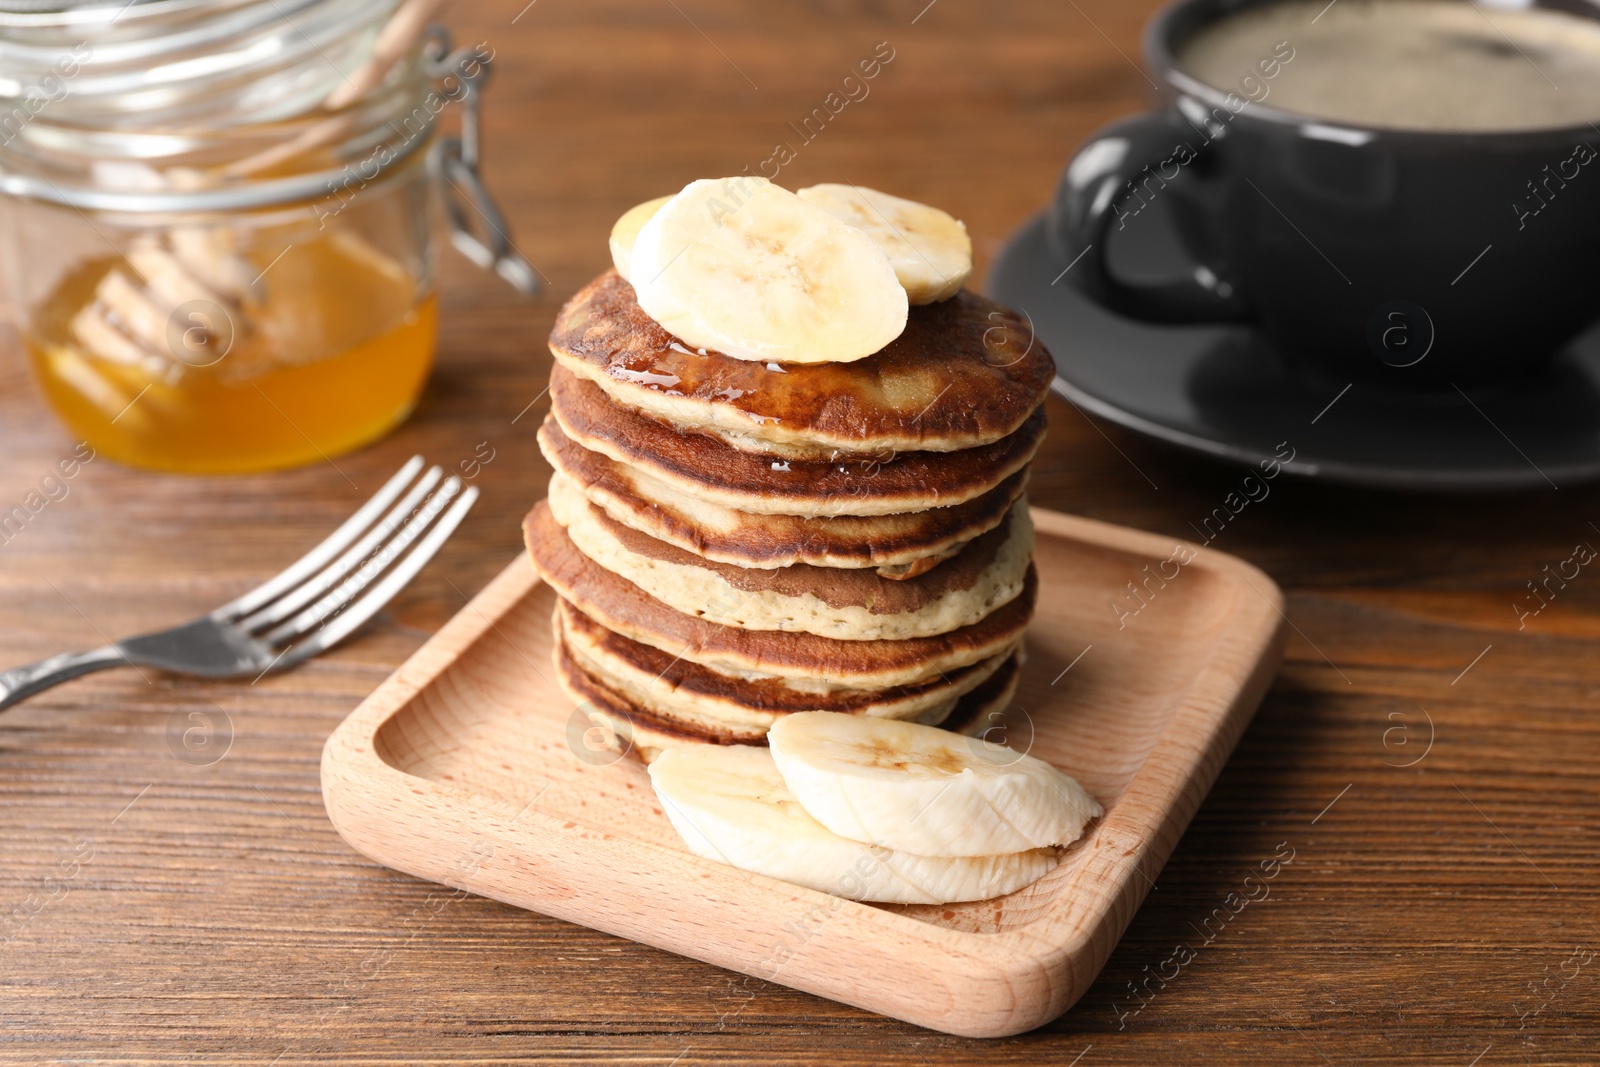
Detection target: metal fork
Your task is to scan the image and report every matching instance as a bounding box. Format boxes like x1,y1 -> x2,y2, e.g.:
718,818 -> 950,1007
0,455 -> 478,711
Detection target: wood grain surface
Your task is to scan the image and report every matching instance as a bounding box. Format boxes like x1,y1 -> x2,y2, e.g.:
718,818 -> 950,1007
319,510 -> 1285,1038
1,0 -> 1596,1063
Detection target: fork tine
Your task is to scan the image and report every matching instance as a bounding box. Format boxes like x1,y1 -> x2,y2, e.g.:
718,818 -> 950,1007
270,485 -> 480,669
261,476 -> 465,647
238,465 -> 444,632
215,455 -> 427,621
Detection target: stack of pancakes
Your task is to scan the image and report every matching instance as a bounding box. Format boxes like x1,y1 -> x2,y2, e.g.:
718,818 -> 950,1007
525,270 -> 1055,759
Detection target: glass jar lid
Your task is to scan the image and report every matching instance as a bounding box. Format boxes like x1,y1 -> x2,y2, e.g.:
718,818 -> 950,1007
0,0 -> 535,291
0,0 -> 398,129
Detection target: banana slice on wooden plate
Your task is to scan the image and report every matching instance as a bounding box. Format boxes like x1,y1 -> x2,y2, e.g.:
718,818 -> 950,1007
767,711 -> 1101,858
648,743 -> 1057,904
628,177 -> 908,364
796,183 -> 972,304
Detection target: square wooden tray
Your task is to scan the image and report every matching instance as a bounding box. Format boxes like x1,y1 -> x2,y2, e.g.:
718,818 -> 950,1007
321,507 -> 1286,1038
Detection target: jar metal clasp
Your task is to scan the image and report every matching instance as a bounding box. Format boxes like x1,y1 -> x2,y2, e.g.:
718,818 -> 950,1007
423,27 -> 539,296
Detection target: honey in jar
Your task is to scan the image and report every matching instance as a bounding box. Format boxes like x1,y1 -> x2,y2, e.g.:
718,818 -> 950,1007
0,0 -> 531,473
26,231 -> 437,474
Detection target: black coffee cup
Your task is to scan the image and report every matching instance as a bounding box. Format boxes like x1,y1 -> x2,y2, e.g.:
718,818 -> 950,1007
1048,0 -> 1600,389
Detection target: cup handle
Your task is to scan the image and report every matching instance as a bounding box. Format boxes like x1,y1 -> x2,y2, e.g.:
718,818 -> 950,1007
1048,112 -> 1250,323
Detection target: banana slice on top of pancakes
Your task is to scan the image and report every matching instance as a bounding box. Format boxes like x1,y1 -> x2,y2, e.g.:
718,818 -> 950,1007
628,177 -> 908,365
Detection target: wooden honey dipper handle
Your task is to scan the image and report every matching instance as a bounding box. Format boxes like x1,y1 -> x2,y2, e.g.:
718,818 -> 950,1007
221,0 -> 446,180
325,0 -> 446,110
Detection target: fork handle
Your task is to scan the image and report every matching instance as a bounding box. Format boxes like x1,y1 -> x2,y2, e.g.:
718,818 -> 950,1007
0,646 -> 128,712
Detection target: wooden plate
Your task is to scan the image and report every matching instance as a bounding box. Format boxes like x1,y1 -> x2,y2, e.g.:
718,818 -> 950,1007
321,507 -> 1286,1038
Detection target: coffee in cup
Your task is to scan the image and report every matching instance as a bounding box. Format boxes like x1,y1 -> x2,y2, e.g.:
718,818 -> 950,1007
1050,0 -> 1600,388
1180,0 -> 1600,133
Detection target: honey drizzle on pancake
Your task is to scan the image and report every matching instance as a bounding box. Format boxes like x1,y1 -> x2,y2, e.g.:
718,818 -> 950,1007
549,271 -> 1055,458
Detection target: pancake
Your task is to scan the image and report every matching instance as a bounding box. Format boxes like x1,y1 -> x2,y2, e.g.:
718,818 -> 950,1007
548,270 -> 1055,459
546,474 -> 1035,641
556,598 -> 1017,740
539,413 -> 1026,576
554,632 -> 1022,762
525,500 -> 1037,689
549,364 -> 1045,518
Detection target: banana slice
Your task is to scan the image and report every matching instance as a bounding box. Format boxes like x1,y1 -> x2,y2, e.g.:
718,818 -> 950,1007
767,711 -> 1101,858
609,195 -> 673,282
796,184 -> 972,304
648,743 -> 1057,904
629,177 -> 908,364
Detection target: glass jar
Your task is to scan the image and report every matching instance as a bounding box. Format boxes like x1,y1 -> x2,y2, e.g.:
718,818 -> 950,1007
0,0 -> 532,473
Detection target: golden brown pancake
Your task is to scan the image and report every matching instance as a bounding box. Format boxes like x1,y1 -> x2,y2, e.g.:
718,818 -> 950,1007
548,270 -> 1055,459
548,365 -> 1045,518
554,630 -> 1021,762
525,500 -> 1037,688
546,476 -> 1034,641
539,413 -> 1026,576
557,598 -> 1016,738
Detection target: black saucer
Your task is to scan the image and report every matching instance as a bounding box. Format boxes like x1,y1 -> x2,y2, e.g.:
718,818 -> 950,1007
988,211 -> 1600,491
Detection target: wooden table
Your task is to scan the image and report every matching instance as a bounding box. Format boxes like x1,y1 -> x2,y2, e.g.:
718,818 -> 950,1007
2,1 -> 1596,1062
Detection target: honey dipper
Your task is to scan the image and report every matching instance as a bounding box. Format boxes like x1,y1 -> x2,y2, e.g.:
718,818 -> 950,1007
71,0 -> 444,381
